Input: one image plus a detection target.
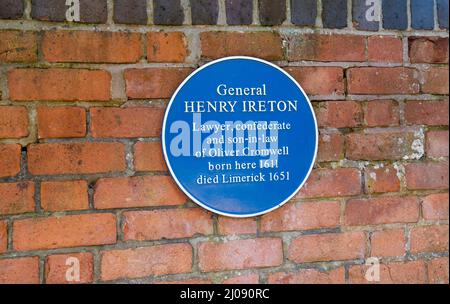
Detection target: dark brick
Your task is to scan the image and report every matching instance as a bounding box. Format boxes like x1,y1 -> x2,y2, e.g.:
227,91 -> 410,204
0,0 -> 24,19
322,0 -> 347,29
153,0 -> 184,25
291,0 -> 316,26
437,0 -> 449,29
32,0 -> 107,23
352,0 -> 380,31
190,0 -> 218,25
258,0 -> 286,26
114,0 -> 147,24
226,0 -> 253,25
411,0 -> 434,30
382,0 -> 408,30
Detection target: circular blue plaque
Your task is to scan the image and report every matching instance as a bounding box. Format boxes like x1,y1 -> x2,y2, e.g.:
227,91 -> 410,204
162,57 -> 318,217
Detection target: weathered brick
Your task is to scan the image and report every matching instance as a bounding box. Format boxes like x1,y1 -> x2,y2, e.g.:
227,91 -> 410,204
371,229 -> 405,257
289,34 -> 366,62
410,225 -> 449,254
422,193 -> 449,221
291,0 -> 317,26
41,180 -> 89,212
427,130 -> 449,158
437,0 -> 449,29
28,142 -> 125,175
94,176 -> 186,209
428,257 -> 449,284
382,0 -> 407,30
32,0 -> 107,23
225,0 -> 252,25
258,0 -> 286,26
113,0 -> 147,24
409,37 -> 449,64
43,31 -> 141,63
268,268 -> 345,284
261,201 -> 340,232
134,141 -> 167,172
322,0 -> 347,29
352,0 -> 379,31
0,144 -> 21,178
297,168 -> 362,198
198,238 -> 283,272
45,253 -> 93,284
0,221 -> 6,253
147,32 -> 188,63
37,107 -> 86,139
345,197 -> 420,226
411,0 -> 434,30
157,278 -> 212,284
101,244 -> 192,281
190,0 -> 218,25
285,67 -> 344,96
422,67 -> 449,94
347,67 -> 420,95
317,133 -> 344,162
0,257 -> 39,284
0,106 -> 28,138
368,36 -> 403,63
201,32 -> 283,61
217,217 -> 257,235
364,100 -> 400,127
125,68 -> 193,99
349,260 -> 426,284
153,0 -> 184,25
13,213 -> 116,251
405,100 -> 449,126
123,208 -> 213,241
406,162 -> 449,190
315,101 -> 363,128
288,232 -> 366,263
223,274 -> 259,284
365,165 -> 401,193
0,182 -> 34,215
0,31 -> 37,62
8,69 -> 111,101
0,0 -> 24,19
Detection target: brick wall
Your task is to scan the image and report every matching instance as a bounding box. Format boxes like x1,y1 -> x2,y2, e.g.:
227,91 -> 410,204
0,0 -> 448,284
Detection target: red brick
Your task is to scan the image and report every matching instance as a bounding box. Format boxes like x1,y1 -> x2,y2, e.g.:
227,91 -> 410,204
410,225 -> 449,254
315,101 -> 363,128
405,100 -> 449,126
405,162 -> 449,190
0,257 -> 39,284
90,107 -> 164,138
41,180 -> 89,212
101,244 -> 192,281
201,32 -> 283,61
289,34 -> 366,62
268,268 -> 345,284
348,260 -> 426,284
94,176 -> 186,209
125,68 -> 193,99
261,201 -> 340,232
365,165 -> 401,193
147,32 -> 188,63
426,130 -> 449,158
428,257 -> 449,284
157,278 -> 212,284
297,168 -> 361,198
0,31 -> 37,62
347,67 -> 420,94
0,144 -> 21,177
317,133 -> 344,162
13,213 -> 116,251
364,100 -> 400,127
123,208 -> 213,241
371,229 -> 405,257
346,131 -> 417,161
43,31 -> 141,63
45,253 -> 93,284
409,37 -> 449,64
28,142 -> 125,175
217,217 -> 257,235
288,232 -> 366,263
0,182 -> 34,215
8,69 -> 111,101
368,36 -> 403,63
345,197 -> 420,226
422,193 -> 449,221
0,221 -> 6,253
37,107 -> 86,139
285,67 -> 344,95
134,141 -> 167,172
422,67 -> 449,94
223,274 -> 259,284
0,106 -> 29,138
198,238 -> 283,272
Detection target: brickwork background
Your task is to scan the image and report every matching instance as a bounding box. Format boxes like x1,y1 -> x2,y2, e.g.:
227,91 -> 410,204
0,0 -> 448,284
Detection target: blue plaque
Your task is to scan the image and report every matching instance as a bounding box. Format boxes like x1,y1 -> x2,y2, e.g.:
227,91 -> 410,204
162,57 -> 318,217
